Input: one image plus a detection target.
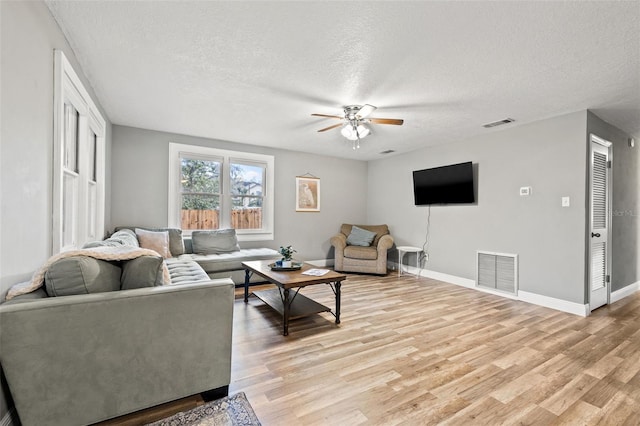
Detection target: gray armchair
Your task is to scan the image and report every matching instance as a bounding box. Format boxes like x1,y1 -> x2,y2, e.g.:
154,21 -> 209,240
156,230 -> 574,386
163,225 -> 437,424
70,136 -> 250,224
331,224 -> 394,275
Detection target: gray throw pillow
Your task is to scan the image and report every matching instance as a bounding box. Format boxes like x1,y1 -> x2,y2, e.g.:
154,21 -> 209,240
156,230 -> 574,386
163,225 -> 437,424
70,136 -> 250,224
44,256 -> 122,297
121,255 -> 164,289
192,229 -> 241,254
346,225 -> 377,247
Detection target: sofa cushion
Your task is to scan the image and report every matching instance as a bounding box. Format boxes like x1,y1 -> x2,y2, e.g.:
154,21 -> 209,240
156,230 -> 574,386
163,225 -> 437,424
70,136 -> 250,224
83,229 -> 139,249
344,245 -> 378,260
136,228 -> 172,258
165,258 -> 211,284
346,225 -> 377,247
120,255 -> 164,290
115,226 -> 185,256
192,229 -> 241,254
181,248 -> 280,273
44,256 -> 122,297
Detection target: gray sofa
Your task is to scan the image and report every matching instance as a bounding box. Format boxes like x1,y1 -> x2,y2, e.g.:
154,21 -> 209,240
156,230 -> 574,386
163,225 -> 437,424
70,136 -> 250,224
0,229 -> 235,426
115,227 -> 281,285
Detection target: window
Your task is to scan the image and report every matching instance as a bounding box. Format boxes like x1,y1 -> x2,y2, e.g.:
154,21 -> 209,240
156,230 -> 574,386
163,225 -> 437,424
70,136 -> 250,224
168,143 -> 274,241
53,50 -> 106,253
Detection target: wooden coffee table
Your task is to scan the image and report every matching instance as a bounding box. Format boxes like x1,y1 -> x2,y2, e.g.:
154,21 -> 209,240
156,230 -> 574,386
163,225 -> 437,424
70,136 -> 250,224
242,260 -> 347,336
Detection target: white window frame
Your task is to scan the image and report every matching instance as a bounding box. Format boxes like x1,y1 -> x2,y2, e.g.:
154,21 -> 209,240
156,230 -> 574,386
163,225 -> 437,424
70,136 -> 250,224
53,50 -> 106,253
168,143 -> 274,241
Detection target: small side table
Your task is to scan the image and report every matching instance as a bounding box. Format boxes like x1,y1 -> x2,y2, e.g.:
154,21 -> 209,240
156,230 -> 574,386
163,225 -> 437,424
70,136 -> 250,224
397,246 -> 422,277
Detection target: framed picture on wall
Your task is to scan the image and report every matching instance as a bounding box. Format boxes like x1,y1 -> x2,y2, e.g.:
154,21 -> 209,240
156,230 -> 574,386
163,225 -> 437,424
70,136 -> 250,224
295,176 -> 320,212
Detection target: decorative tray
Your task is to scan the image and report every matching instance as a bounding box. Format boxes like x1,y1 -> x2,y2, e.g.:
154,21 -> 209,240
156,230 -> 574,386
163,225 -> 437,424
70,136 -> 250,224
268,262 -> 303,271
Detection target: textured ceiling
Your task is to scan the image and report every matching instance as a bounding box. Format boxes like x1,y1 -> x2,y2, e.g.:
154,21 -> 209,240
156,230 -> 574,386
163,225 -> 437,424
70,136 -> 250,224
46,1 -> 640,160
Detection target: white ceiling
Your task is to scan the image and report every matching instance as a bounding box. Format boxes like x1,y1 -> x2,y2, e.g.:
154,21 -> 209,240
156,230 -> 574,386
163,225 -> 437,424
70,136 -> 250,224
46,1 -> 640,161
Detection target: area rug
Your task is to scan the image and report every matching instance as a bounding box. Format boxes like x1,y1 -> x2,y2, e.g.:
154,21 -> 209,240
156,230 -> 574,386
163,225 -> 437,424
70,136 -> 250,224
146,392 -> 261,426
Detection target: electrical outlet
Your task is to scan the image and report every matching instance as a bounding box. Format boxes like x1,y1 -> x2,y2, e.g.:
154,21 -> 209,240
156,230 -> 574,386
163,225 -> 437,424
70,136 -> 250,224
519,186 -> 532,196
562,196 -> 570,207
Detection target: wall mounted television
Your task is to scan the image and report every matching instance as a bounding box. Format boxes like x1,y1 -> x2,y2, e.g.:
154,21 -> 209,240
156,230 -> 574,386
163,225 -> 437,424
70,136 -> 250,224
413,161 -> 475,205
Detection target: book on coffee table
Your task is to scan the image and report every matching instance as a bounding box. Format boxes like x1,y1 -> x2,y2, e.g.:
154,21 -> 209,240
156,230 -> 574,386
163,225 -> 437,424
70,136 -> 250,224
301,268 -> 330,276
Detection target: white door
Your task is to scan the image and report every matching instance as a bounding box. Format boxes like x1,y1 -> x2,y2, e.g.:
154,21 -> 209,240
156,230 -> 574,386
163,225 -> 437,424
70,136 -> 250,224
589,134 -> 612,311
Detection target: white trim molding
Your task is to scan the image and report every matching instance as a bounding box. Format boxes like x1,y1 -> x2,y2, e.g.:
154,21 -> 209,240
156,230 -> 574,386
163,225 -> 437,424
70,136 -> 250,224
390,261 -> 589,316
610,281 -> 640,304
417,267 -> 476,289
518,290 -> 589,317
307,259 -> 335,267
52,50 -> 106,253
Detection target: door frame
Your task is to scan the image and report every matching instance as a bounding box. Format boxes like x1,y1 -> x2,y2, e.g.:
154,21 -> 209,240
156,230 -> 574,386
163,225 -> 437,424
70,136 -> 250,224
588,133 -> 613,312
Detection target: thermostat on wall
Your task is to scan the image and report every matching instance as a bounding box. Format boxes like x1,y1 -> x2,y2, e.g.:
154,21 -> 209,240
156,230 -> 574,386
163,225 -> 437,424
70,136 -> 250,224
519,186 -> 532,196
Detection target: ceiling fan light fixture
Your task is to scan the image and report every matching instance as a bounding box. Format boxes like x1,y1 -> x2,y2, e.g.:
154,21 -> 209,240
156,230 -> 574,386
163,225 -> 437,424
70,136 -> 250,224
340,123 -> 369,141
312,103 -> 402,150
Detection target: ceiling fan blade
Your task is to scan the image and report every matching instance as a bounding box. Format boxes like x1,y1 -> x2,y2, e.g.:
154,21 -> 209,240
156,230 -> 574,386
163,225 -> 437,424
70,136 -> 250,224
356,104 -> 377,119
311,113 -> 342,120
317,123 -> 344,132
368,118 -> 404,125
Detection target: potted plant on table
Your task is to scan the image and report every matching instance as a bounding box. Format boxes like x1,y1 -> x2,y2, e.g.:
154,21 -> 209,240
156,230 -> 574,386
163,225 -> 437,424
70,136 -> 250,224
279,245 -> 297,268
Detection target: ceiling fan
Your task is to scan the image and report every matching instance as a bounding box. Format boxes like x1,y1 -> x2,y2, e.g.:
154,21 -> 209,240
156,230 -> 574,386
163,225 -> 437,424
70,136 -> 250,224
311,104 -> 404,149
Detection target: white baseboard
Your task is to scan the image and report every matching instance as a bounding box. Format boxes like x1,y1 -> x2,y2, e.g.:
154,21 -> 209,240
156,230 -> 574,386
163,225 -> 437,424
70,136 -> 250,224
392,261 -> 589,316
611,280 -> 640,303
307,259 -> 334,267
518,290 -> 589,317
0,409 -> 17,426
416,267 -> 476,289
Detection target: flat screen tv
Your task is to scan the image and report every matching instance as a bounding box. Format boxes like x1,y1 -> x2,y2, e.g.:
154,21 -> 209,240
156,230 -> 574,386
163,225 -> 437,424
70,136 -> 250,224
413,161 -> 475,205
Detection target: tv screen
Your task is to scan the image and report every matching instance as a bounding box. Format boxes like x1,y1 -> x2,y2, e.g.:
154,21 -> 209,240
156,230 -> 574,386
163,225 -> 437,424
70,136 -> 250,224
413,161 -> 475,205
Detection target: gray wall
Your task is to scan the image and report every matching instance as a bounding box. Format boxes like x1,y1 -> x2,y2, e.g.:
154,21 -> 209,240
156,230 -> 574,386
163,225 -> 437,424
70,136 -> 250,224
587,112 -> 640,292
0,1 -> 112,419
367,111 -> 589,304
111,125 -> 368,261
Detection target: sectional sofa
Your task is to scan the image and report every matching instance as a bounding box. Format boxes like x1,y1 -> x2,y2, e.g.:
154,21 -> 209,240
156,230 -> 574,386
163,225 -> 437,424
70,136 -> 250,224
115,226 -> 281,285
0,227 -> 279,425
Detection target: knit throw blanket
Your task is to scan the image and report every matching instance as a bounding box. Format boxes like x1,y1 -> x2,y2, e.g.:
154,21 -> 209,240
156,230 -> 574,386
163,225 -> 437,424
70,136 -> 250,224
5,246 -> 170,301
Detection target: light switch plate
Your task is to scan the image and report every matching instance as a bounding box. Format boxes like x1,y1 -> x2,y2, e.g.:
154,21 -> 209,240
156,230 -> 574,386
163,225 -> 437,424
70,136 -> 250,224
562,196 -> 570,207
519,186 -> 532,196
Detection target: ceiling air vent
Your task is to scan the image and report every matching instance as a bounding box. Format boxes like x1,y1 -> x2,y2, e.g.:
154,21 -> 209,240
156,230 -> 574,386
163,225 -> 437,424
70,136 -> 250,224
379,149 -> 395,154
482,118 -> 515,128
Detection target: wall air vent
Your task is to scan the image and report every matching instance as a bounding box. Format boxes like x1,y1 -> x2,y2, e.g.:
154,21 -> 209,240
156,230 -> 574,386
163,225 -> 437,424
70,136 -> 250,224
379,150 -> 395,154
482,118 -> 515,128
477,251 -> 518,294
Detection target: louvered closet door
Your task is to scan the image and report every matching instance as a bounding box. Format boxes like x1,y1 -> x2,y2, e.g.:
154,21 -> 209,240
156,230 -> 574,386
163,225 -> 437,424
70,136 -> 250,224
589,135 -> 612,311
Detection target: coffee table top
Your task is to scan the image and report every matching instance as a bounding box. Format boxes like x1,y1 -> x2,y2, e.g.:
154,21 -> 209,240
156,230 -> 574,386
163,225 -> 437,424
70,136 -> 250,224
242,260 -> 346,289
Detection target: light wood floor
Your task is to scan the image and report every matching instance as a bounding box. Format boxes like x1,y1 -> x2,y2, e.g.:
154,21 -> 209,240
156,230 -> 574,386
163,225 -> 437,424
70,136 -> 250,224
103,273 -> 640,425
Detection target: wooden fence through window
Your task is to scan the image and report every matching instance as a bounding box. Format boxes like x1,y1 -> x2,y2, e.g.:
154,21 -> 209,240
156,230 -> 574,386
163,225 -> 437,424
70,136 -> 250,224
181,208 -> 262,230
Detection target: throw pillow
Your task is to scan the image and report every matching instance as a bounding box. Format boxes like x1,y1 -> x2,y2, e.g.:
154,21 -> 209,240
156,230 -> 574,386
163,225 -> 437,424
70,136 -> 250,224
192,229 -> 241,254
346,225 -> 377,247
136,228 -> 172,258
44,256 -> 122,297
115,227 -> 185,256
121,255 -> 164,289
